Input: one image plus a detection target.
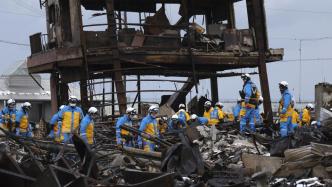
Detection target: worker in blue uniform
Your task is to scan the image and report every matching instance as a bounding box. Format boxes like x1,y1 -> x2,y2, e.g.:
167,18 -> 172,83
57,96 -> 84,143
138,105 -> 159,152
0,99 -> 17,132
168,114 -> 187,132
15,102 -> 32,137
189,114 -> 208,126
278,81 -> 293,137
80,107 -> 98,145
115,107 -> 137,147
239,73 -> 261,133
176,103 -> 190,127
48,105 -> 65,141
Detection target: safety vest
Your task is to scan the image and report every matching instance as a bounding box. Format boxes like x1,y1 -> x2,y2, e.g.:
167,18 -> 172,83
176,110 -> 190,122
209,107 -> 223,125
1,107 -> 16,131
16,109 -> 29,132
291,110 -> 299,125
203,107 -> 214,124
241,81 -> 261,108
86,122 -> 94,145
278,95 -> 293,123
139,115 -> 158,142
59,106 -> 83,133
300,108 -> 311,126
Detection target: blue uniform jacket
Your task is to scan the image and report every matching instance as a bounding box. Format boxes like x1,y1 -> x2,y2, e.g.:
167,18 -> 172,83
281,89 -> 292,114
0,107 -> 17,124
198,117 -> 208,125
138,115 -> 158,146
115,115 -> 132,144
243,81 -> 253,103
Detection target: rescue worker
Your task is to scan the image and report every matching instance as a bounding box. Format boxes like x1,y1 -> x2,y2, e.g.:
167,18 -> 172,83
300,103 -> 314,127
80,107 -> 98,145
15,102 -> 32,137
233,98 -> 242,122
138,105 -> 159,152
189,114 -> 208,126
278,81 -> 293,137
203,101 -> 213,120
48,105 -> 65,141
168,114 -> 184,131
157,116 -> 168,136
0,99 -> 17,132
115,107 -> 137,147
289,99 -> 299,131
209,103 -> 225,126
57,96 -> 84,143
176,103 -> 190,126
215,102 -> 225,119
239,74 -> 260,133
292,108 -> 300,130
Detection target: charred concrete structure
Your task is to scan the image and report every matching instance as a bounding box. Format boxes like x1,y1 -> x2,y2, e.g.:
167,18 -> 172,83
27,0 -> 283,122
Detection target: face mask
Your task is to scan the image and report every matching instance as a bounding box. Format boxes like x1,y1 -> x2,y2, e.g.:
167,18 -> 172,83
8,104 -> 15,110
151,112 -> 157,118
69,103 -> 76,107
91,114 -> 98,120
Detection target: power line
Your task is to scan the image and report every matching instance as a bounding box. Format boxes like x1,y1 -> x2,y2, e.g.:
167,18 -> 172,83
271,36 -> 332,41
282,58 -> 332,62
0,39 -> 29,47
267,8 -> 332,15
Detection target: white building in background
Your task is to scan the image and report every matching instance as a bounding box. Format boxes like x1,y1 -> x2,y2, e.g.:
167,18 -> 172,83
0,61 -> 52,122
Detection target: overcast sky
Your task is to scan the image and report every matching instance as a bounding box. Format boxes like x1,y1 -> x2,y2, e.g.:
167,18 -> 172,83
0,0 -> 332,103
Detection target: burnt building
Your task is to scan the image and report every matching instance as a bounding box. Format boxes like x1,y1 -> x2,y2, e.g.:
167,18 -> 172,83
27,0 -> 283,122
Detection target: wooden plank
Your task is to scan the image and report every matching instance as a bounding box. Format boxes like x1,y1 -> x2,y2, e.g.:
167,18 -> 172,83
242,153 -> 283,176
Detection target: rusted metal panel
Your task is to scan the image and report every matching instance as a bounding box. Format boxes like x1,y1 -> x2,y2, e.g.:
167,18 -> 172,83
85,31 -> 111,48
30,33 -> 43,54
27,47 -> 83,69
131,34 -> 145,47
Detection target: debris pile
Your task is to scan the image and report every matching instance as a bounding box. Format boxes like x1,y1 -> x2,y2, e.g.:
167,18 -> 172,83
196,125 -> 268,168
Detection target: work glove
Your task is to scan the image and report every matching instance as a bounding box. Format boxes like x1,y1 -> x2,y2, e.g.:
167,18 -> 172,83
144,134 -> 151,139
15,128 -> 20,136
138,142 -> 143,149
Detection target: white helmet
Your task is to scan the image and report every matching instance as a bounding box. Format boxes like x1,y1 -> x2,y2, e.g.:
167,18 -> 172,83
215,102 -> 224,108
204,101 -> 212,107
179,103 -> 186,109
190,114 -> 198,120
69,95 -> 78,102
237,98 -> 242,102
306,103 -> 314,110
88,107 -> 98,114
148,105 -> 159,113
126,107 -> 137,115
259,96 -> 263,102
59,105 -> 66,111
241,73 -> 251,80
23,102 -> 32,108
279,81 -> 289,87
7,99 -> 15,105
171,114 -> 179,120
